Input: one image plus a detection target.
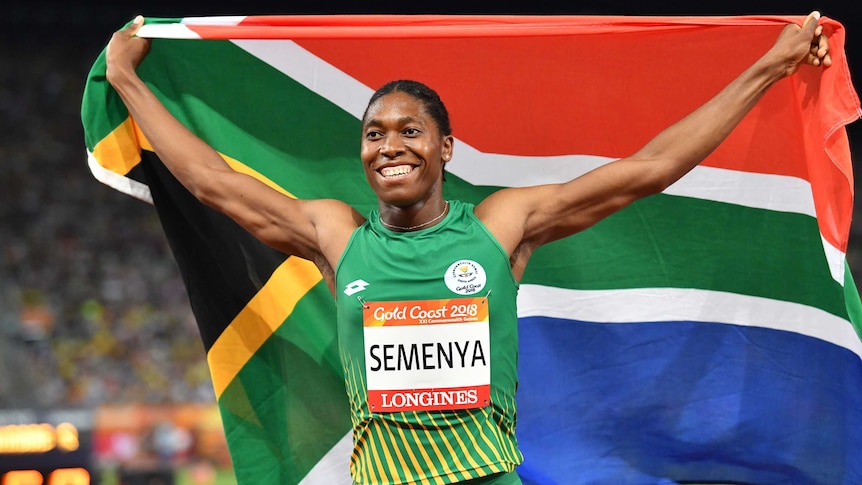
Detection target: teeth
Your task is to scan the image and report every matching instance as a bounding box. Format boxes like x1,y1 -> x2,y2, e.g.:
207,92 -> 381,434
381,165 -> 413,178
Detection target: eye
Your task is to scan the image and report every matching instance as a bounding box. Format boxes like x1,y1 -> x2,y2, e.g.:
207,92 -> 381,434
403,127 -> 421,136
365,130 -> 383,141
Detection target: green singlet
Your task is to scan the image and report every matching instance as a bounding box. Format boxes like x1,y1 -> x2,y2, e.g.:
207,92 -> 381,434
335,200 -> 523,484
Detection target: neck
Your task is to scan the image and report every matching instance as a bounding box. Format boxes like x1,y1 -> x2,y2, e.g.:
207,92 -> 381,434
380,200 -> 449,232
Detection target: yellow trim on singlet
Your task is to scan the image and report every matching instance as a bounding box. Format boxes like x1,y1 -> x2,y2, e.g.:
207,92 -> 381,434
425,413 -> 478,481
391,420 -> 442,485
409,410 -> 463,483
437,411 -> 484,471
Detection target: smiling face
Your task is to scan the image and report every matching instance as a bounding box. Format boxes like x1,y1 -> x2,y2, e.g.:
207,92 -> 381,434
361,91 -> 454,210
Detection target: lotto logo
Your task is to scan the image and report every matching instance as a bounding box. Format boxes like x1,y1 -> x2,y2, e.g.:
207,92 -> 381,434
344,279 -> 370,296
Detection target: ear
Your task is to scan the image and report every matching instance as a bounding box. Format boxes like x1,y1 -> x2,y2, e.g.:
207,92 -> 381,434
441,135 -> 454,163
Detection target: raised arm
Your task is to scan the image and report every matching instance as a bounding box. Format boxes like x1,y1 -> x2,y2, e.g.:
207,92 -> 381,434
477,11 -> 832,277
105,16 -> 361,280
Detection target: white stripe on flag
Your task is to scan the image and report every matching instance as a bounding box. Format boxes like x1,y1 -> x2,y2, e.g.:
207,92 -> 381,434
137,23 -> 205,39
450,145 -> 817,218
822,234 -> 848,284
180,16 -> 248,26
518,284 -> 862,361
298,431 -> 352,485
87,151 -> 153,204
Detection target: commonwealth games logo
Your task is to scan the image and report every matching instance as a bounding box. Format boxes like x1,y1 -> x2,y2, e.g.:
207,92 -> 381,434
444,260 -> 486,295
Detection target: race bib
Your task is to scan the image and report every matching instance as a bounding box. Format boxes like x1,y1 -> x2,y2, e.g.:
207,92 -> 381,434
363,297 -> 490,412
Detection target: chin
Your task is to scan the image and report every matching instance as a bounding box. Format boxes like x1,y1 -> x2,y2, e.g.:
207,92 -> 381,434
377,194 -> 420,209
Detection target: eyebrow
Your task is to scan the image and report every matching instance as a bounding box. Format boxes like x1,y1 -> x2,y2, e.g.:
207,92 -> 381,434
363,115 -> 424,129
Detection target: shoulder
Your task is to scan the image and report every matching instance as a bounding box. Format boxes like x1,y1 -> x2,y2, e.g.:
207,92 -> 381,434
304,198 -> 365,226
303,198 -> 366,267
473,187 -> 538,257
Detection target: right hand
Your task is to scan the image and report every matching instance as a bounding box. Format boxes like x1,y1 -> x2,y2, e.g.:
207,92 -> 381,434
765,11 -> 832,79
105,15 -> 151,85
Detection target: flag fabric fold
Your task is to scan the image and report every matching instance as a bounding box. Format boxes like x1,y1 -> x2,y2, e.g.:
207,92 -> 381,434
82,14 -> 862,484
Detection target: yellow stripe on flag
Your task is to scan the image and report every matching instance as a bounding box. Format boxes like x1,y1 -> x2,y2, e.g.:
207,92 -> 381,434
95,118 -> 316,399
94,117 -> 295,197
208,256 -> 323,399
91,117 -> 145,175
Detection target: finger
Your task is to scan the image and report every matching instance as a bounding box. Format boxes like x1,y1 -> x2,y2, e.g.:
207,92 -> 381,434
817,33 -> 830,57
806,38 -> 832,68
119,15 -> 144,38
128,15 -> 144,36
801,10 -> 821,33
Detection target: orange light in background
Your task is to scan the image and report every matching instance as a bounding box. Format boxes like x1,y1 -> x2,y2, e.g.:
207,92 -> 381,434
1,470 -> 43,485
54,424 -> 79,453
47,468 -> 89,485
0,425 -> 55,454
0,423 -> 79,454
0,468 -> 89,485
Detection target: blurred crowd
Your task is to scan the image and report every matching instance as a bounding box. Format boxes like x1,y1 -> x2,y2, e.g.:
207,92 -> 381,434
0,31 -> 214,409
1,21 -> 861,412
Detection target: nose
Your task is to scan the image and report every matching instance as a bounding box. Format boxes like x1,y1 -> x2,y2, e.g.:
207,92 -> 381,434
380,133 -> 405,158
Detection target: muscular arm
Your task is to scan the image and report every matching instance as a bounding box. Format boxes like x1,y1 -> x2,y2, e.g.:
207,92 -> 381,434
477,12 -> 832,278
105,17 -> 361,275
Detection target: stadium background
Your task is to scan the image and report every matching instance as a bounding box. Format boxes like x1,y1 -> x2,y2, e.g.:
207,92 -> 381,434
1,1 -> 859,484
